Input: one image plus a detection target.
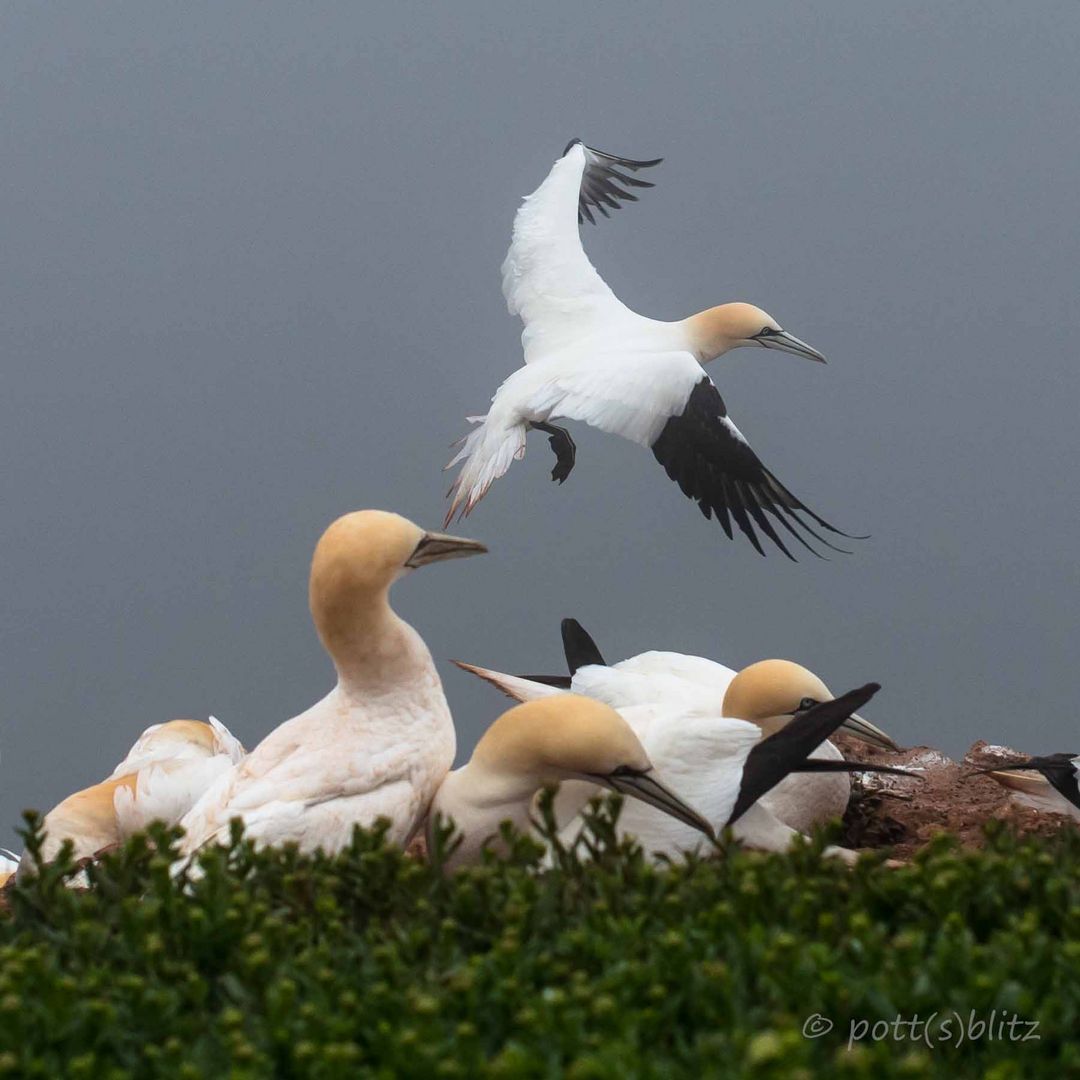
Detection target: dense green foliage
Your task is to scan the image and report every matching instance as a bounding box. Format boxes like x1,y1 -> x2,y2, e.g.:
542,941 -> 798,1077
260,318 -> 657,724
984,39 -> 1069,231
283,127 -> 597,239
1,800 -> 1077,1079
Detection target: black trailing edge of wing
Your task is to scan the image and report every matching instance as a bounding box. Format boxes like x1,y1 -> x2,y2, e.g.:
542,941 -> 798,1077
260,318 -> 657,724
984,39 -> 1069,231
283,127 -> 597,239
565,140 -> 663,225
651,377 -> 863,560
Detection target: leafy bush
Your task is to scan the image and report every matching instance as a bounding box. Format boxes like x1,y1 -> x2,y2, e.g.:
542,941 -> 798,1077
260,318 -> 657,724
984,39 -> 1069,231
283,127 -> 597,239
0,798 -> 1077,1078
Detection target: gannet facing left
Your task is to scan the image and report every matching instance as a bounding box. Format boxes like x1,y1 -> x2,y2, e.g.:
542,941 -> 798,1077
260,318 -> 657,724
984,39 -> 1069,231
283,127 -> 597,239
16,716 -> 244,880
179,511 -> 486,857
427,695 -> 714,871
975,753 -> 1080,821
446,139 -> 858,557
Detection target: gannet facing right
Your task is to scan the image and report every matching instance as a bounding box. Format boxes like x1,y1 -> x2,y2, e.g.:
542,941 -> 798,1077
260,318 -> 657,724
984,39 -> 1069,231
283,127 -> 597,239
455,620 -> 901,834
446,139 -> 859,557
179,511 -> 486,858
554,682 -> 914,862
428,695 -> 714,871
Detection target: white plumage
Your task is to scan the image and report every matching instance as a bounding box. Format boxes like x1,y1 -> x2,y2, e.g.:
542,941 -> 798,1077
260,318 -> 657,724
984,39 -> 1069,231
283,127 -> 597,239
178,511 -> 486,858
17,716 -> 245,880
447,140 -> 850,558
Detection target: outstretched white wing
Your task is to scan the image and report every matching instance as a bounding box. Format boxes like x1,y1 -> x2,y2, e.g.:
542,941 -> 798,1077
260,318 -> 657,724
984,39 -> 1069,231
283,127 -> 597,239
501,141 -> 662,363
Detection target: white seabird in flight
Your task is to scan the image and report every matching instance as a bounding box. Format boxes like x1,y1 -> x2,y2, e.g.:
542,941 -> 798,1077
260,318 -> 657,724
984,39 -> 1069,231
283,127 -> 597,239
446,139 -> 857,557
178,511 -> 486,858
426,695 -> 714,871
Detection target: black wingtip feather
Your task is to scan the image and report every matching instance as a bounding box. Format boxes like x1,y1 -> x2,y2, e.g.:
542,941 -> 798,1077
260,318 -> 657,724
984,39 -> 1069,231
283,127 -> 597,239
560,618 -> 607,674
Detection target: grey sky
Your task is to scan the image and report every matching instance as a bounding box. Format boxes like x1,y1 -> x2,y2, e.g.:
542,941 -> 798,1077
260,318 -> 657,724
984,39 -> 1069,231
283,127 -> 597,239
3,2 -> 1078,845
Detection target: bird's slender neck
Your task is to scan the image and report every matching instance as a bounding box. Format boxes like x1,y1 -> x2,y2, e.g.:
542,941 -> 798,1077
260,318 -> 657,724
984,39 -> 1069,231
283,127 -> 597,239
315,585 -> 430,691
682,308 -> 739,364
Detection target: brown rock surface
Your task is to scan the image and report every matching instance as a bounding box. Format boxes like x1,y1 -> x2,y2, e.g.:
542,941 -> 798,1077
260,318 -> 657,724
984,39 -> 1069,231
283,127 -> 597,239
835,735 -> 1074,860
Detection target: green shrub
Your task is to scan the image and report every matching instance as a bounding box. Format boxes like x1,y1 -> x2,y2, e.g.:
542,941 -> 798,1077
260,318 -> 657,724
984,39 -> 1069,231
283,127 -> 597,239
1,798 -> 1076,1078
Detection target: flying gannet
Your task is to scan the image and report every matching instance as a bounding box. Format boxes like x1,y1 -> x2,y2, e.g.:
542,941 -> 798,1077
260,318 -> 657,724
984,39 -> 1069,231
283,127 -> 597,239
455,619 -> 900,834
178,511 -> 486,857
553,681 -> 914,862
16,716 -> 244,880
446,139 -> 856,557
975,753 -> 1080,821
427,695 -> 714,871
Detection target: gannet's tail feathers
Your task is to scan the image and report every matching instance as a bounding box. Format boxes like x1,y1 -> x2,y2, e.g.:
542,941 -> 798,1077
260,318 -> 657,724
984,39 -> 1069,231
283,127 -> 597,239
451,661 -> 562,703
444,414 -> 527,525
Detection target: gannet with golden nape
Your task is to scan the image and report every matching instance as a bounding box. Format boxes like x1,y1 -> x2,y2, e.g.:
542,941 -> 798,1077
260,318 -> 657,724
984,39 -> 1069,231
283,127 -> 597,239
459,641 -> 901,835
427,695 -> 714,871
445,139 -> 857,558
178,511 -> 486,857
16,716 -> 244,880
554,681 -> 915,862
455,620 -> 901,834
974,753 -> 1080,820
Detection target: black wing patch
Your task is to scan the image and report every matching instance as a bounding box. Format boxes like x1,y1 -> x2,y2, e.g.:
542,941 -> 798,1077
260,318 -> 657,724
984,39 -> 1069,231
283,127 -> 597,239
651,377 -> 861,560
561,618 -> 607,675
565,139 -> 662,226
727,683 -> 881,827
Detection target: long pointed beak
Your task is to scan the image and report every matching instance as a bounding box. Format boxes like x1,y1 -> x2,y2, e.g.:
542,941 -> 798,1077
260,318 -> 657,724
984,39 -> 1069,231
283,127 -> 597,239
405,531 -> 488,568
760,329 -> 828,364
595,769 -> 715,841
839,713 -> 901,752
967,758 -> 1045,778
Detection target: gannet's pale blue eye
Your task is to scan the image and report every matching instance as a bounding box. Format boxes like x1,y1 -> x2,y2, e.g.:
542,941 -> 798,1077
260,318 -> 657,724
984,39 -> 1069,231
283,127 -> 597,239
798,696 -> 818,711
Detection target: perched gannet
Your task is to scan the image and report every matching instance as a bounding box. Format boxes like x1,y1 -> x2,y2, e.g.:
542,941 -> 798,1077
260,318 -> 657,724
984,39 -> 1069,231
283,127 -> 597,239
446,139 -> 856,557
17,717 -> 244,878
456,620 -> 900,834
0,849 -> 19,888
179,511 -> 486,857
461,618 -> 899,753
976,754 -> 1080,821
427,695 -> 713,871
554,682 -> 913,862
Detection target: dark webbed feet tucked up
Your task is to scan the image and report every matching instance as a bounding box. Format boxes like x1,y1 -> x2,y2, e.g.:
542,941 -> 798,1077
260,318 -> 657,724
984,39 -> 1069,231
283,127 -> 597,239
528,421 -> 577,483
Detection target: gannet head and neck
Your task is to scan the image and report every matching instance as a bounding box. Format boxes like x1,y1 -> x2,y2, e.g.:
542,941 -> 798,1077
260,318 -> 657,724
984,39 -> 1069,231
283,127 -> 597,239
309,510 -> 486,687
684,303 -> 827,365
722,659 -> 899,751
434,695 -> 713,865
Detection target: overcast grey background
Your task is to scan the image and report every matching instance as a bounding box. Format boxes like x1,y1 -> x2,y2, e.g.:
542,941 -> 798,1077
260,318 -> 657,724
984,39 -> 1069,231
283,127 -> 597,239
2,2 -> 1078,845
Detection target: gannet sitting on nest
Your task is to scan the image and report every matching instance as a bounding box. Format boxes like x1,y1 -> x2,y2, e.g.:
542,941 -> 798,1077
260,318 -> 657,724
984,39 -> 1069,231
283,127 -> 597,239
179,511 -> 486,858
445,139 -> 859,558
427,695 -> 713,871
553,681 -> 915,862
16,716 -> 243,880
975,753 -> 1080,821
455,619 -> 901,833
